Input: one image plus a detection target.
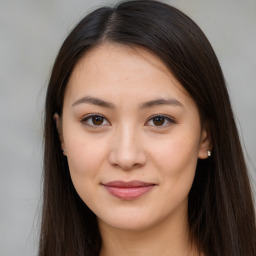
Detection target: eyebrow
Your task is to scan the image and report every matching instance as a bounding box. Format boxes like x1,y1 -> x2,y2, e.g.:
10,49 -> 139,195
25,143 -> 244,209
72,96 -> 184,109
72,96 -> 115,109
140,98 -> 184,109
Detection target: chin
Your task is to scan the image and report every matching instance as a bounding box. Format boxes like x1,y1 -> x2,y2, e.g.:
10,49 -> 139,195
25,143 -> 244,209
96,207 -> 165,232
99,217 -> 153,231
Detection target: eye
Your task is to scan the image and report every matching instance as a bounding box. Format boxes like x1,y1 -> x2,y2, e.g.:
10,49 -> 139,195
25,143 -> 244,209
146,115 -> 176,127
81,114 -> 110,127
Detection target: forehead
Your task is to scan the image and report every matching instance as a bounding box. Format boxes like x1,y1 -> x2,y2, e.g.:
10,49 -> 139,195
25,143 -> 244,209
64,43 -> 192,107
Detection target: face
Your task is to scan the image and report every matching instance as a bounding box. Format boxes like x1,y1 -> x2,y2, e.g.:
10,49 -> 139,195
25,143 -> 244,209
56,43 -> 210,232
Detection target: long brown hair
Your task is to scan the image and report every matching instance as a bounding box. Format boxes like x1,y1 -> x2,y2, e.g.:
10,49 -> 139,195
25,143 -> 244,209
39,1 -> 256,255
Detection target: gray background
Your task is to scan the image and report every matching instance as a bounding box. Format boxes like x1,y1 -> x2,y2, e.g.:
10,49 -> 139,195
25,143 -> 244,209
0,0 -> 255,255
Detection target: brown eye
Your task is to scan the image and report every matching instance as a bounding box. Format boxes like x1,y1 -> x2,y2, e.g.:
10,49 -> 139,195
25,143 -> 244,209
152,116 -> 165,126
92,116 -> 104,125
146,115 -> 176,127
82,115 -> 110,127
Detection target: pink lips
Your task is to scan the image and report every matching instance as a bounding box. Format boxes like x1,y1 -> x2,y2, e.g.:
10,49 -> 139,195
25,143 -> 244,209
103,180 -> 155,200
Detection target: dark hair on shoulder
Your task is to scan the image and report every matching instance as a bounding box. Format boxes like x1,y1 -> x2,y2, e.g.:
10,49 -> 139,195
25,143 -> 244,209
40,1 -> 256,255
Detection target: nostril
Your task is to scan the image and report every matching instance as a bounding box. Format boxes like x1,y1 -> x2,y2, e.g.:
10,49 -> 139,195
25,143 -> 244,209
112,160 -> 138,170
109,150 -> 147,170
108,134 -> 147,169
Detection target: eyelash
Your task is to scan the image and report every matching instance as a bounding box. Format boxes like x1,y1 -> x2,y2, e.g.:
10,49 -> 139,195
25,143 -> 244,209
81,114 -> 177,128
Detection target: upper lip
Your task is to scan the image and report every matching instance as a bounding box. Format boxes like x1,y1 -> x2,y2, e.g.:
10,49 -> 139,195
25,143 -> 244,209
103,180 -> 155,188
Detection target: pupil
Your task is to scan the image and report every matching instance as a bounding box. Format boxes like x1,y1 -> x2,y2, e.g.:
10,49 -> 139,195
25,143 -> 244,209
153,117 -> 164,126
92,116 -> 103,125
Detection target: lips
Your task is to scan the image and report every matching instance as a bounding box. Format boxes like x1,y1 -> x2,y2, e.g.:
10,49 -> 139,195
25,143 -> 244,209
102,180 -> 155,200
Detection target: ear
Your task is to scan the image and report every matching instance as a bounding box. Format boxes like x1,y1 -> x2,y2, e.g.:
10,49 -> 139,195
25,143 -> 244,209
53,113 -> 66,154
198,122 -> 212,159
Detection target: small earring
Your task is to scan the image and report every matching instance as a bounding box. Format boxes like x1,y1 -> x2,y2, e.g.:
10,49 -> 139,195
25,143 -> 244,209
63,150 -> 66,156
206,150 -> 211,157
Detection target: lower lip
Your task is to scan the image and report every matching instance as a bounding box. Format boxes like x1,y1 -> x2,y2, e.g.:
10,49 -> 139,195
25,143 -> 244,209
104,185 -> 155,200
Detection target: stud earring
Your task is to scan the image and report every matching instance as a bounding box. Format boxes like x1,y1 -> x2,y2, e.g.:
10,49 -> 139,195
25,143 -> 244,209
206,150 -> 211,157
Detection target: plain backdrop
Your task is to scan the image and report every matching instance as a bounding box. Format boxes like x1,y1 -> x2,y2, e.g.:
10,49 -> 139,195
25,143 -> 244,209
0,0 -> 255,255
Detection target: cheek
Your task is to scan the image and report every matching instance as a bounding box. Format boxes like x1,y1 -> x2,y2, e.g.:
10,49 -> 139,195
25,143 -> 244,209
152,133 -> 199,169
63,129 -> 109,198
67,141 -> 102,175
64,125 -> 108,173
150,133 -> 200,196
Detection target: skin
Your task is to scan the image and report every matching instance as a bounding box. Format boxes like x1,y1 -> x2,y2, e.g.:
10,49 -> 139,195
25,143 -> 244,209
55,43 -> 211,256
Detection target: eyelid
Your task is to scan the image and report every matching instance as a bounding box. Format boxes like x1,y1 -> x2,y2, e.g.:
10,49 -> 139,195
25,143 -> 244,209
145,114 -> 177,127
80,113 -> 177,128
81,114 -> 111,127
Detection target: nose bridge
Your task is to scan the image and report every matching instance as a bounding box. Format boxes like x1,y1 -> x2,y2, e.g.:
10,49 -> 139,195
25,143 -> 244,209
108,122 -> 146,169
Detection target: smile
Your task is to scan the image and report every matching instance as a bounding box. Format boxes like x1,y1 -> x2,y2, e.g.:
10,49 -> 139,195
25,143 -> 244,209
102,180 -> 156,200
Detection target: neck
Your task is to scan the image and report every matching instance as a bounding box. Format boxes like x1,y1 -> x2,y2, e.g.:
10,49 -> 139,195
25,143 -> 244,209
98,204 -> 199,256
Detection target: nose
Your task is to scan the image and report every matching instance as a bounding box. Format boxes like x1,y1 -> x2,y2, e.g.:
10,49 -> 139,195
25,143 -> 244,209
108,125 -> 147,170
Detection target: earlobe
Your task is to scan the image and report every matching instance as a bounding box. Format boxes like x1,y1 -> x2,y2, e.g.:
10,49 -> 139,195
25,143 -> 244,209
198,123 -> 212,159
53,113 -> 66,154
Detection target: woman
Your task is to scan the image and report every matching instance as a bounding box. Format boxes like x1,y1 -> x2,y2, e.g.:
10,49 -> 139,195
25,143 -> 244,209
39,1 -> 256,255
